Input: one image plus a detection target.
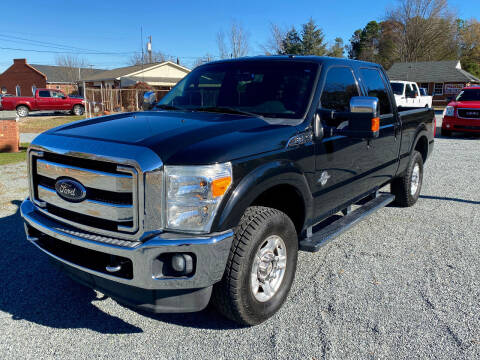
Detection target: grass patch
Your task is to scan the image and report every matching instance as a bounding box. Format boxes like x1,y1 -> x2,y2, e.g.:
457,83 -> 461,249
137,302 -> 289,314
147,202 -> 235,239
0,143 -> 30,166
19,115 -> 85,133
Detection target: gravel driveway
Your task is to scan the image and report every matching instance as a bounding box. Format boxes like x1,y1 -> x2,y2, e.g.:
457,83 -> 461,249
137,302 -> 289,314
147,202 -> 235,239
0,116 -> 478,359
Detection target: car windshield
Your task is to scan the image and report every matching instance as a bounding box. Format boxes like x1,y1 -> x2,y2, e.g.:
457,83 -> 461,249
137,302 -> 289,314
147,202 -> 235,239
456,89 -> 480,101
390,82 -> 404,95
157,61 -> 319,119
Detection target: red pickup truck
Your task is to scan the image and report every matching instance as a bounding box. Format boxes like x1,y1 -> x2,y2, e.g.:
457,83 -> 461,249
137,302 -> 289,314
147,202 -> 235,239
442,86 -> 480,136
0,88 -> 85,117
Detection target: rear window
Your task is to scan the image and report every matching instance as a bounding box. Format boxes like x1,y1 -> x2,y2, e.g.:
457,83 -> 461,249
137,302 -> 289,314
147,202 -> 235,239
360,68 -> 392,115
391,83 -> 404,95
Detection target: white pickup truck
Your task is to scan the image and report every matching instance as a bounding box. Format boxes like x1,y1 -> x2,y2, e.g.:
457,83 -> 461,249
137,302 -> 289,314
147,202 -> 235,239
390,81 -> 432,108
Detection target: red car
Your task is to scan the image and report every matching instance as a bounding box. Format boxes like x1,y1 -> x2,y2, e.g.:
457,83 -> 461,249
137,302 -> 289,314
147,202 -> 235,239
442,86 -> 480,136
0,88 -> 85,117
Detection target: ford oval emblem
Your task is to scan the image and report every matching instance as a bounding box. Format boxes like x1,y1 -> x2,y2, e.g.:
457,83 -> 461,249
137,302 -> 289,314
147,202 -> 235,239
55,178 -> 87,203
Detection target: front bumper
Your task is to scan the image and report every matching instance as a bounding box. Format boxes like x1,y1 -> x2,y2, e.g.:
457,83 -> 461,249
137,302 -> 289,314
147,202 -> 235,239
21,198 -> 234,312
443,116 -> 480,133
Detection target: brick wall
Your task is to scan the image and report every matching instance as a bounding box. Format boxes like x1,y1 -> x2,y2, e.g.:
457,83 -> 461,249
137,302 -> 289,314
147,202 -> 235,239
0,59 -> 47,96
0,120 -> 19,153
46,83 -> 78,95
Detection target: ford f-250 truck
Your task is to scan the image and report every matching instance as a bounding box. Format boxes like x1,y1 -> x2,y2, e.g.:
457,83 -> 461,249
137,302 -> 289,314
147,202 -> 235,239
442,86 -> 480,136
21,57 -> 435,325
0,88 -> 85,117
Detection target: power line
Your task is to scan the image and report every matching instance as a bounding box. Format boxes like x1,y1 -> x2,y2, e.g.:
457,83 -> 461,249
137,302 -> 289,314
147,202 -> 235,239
0,46 -> 139,56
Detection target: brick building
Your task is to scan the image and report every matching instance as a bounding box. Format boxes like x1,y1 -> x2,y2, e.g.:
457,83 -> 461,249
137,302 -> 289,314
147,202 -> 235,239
0,59 -> 104,96
387,60 -> 480,106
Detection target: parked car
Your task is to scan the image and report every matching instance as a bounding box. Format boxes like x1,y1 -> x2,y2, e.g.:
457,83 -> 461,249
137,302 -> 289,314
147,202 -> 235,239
0,88 -> 85,117
21,57 -> 435,325
390,80 -> 433,108
442,86 -> 480,136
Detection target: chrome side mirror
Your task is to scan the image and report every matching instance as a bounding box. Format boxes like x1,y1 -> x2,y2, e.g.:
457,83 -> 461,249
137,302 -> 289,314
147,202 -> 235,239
143,91 -> 156,110
349,96 -> 379,117
313,113 -> 324,139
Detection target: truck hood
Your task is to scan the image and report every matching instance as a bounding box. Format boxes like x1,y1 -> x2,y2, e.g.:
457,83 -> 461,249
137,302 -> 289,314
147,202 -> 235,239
449,101 -> 480,108
45,111 -> 298,164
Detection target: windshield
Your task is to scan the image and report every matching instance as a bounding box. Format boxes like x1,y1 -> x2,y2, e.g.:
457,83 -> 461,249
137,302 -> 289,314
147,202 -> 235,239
158,61 -> 319,119
390,82 -> 404,95
456,89 -> 480,101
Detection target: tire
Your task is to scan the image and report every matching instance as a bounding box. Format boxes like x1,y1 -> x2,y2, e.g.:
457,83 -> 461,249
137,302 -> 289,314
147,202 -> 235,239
212,206 -> 298,325
441,128 -> 452,137
72,104 -> 84,116
16,105 -> 29,117
391,150 -> 424,207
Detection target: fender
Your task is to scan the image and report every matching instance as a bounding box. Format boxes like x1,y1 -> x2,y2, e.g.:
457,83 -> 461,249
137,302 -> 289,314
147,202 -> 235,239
16,101 -> 32,110
396,124 -> 430,177
212,160 -> 314,233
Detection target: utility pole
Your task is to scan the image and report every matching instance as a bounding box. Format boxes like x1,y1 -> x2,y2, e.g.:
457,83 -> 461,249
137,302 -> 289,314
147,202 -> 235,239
147,36 -> 152,63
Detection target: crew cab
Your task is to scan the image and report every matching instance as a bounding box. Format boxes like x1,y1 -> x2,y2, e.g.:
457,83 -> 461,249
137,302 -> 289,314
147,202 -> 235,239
0,88 -> 85,117
442,86 -> 480,136
390,80 -> 432,108
21,57 -> 434,325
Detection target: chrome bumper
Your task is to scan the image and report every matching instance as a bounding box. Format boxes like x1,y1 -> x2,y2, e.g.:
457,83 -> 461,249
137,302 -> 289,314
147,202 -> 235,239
21,198 -> 233,290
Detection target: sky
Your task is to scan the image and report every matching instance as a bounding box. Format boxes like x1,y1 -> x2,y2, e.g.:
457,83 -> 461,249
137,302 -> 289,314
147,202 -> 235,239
0,0 -> 478,72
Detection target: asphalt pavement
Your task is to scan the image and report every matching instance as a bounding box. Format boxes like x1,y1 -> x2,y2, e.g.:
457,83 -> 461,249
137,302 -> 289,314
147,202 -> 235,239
0,115 -> 478,359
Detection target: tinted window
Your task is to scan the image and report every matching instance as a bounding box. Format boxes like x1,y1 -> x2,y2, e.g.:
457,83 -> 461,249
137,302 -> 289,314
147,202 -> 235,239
38,90 -> 50,98
391,82 -> 404,95
159,61 -> 318,119
456,89 -> 480,101
320,67 -> 359,112
360,68 -> 392,115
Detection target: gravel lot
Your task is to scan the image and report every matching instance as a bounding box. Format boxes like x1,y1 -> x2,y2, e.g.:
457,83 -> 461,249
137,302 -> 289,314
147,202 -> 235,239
0,116 -> 478,360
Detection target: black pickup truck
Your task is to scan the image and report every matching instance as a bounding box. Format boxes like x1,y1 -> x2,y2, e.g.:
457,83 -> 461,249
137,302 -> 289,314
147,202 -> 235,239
21,56 -> 435,325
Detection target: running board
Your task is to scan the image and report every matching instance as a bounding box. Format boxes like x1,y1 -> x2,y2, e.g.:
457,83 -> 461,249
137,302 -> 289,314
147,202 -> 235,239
299,193 -> 395,252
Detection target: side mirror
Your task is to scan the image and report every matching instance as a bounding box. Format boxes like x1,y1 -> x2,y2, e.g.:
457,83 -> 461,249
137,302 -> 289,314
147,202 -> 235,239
143,91 -> 156,111
317,97 -> 380,139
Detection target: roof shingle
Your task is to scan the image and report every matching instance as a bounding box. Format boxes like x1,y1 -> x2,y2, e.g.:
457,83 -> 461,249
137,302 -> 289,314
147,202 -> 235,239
30,64 -> 104,83
387,60 -> 480,83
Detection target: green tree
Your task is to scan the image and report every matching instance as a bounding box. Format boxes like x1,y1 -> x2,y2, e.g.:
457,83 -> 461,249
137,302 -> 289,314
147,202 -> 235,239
457,19 -> 480,78
280,19 -> 328,56
301,18 -> 327,56
327,38 -> 345,58
282,27 -> 303,55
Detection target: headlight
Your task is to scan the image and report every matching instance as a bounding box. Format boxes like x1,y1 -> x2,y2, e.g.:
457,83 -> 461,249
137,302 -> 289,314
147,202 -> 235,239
445,106 -> 455,117
165,163 -> 232,233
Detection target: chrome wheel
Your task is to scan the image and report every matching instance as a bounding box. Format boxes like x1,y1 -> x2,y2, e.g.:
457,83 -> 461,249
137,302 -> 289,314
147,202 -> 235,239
251,235 -> 287,302
17,106 -> 28,117
411,163 -> 420,196
73,105 -> 84,116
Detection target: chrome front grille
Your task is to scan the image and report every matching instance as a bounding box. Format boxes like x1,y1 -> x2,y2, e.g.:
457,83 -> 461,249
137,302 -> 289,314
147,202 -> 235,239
458,108 -> 480,119
29,150 -> 141,240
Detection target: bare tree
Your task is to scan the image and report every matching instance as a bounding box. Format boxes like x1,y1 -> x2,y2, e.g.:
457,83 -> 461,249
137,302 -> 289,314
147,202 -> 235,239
128,49 -> 175,65
217,21 -> 249,59
55,55 -> 88,83
262,23 -> 286,55
193,53 -> 216,68
387,0 -> 457,62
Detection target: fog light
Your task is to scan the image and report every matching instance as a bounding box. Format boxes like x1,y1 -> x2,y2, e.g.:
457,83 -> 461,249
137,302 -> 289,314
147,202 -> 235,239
171,254 -> 193,275
446,124 -> 451,128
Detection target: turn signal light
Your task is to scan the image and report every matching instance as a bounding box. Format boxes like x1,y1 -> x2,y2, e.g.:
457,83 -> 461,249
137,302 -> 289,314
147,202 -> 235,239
212,176 -> 232,197
371,117 -> 380,132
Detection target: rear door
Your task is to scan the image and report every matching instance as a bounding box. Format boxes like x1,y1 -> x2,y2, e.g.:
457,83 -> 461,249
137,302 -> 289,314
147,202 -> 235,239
357,66 -> 400,186
36,90 -> 52,110
314,65 -> 370,219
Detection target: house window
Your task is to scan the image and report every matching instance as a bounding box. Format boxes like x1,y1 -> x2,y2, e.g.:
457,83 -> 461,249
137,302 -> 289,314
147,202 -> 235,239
434,83 -> 443,96
32,85 -> 37,95
56,85 -> 60,90
1,87 -> 6,94
16,85 -> 21,96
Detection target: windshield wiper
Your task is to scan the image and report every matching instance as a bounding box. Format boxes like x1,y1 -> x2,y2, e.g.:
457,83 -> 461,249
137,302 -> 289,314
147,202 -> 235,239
155,104 -> 183,111
192,106 -> 263,118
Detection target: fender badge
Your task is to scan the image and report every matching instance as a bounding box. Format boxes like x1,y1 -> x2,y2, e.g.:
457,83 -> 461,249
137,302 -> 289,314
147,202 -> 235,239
318,171 -> 331,186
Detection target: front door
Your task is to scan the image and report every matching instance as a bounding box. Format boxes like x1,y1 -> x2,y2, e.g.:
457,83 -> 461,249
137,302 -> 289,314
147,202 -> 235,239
313,65 -> 370,220
357,67 -> 400,186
